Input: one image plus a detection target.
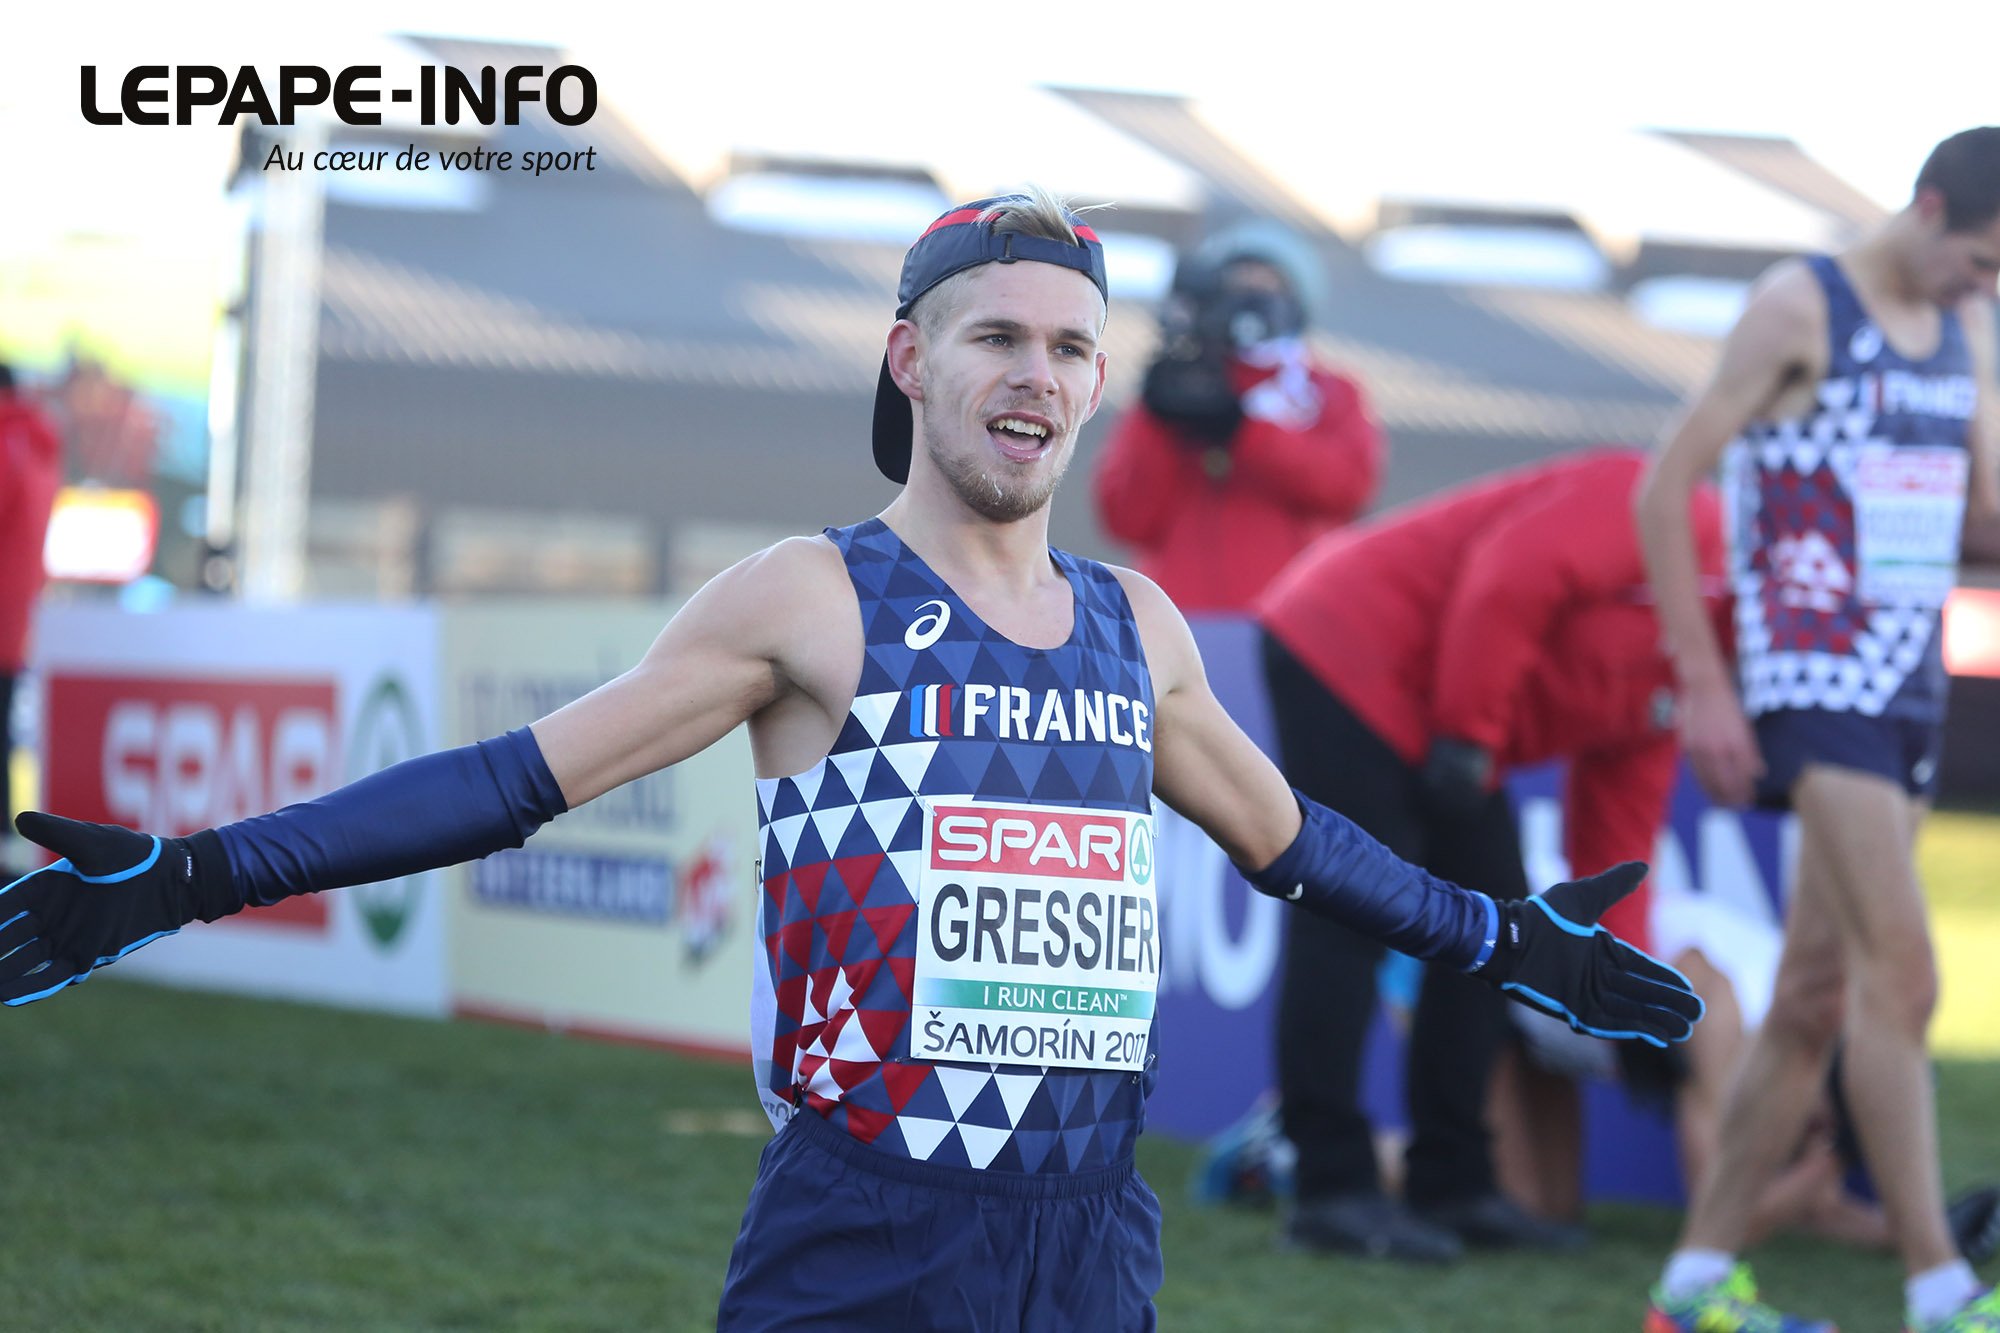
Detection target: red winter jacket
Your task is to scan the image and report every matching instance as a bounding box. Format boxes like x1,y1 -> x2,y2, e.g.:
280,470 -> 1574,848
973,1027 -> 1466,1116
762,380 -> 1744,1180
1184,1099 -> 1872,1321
1093,363 -> 1381,613
1257,448 -> 1727,947
0,394 -> 62,671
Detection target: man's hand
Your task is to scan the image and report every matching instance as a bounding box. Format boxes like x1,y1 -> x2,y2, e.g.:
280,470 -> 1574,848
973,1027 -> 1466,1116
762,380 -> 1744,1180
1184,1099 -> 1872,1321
0,813 -> 233,1006
1478,861 -> 1703,1048
1679,677 -> 1764,807
1418,737 -> 1494,819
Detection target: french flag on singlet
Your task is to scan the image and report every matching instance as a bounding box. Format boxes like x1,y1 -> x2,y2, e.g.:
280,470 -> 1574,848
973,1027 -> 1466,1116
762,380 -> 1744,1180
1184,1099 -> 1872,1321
1723,255 -> 1974,721
748,518 -> 1159,1174
910,684 -> 957,737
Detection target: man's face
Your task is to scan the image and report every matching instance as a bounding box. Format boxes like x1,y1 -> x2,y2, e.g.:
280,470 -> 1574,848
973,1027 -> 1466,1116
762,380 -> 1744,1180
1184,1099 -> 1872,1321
903,261 -> 1107,522
1913,190 -> 2000,306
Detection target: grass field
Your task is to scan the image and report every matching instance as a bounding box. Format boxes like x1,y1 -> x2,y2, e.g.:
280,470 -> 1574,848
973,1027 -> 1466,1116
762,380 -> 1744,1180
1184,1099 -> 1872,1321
1,981 -> 1994,1332
0,810 -> 1990,1330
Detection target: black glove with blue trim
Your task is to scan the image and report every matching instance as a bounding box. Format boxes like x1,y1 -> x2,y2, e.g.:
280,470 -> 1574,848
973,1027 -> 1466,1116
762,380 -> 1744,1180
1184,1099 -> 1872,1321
0,812 -> 237,1006
1477,861 -> 1702,1048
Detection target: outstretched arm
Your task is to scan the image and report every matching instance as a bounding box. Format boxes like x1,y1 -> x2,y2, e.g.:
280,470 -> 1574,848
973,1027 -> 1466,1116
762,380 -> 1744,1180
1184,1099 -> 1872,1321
1117,567 -> 1702,1046
1,537 -> 843,1005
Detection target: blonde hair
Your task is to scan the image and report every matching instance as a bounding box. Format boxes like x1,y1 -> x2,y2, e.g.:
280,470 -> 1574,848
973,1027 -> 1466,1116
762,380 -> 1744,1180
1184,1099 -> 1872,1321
977,184 -> 1087,244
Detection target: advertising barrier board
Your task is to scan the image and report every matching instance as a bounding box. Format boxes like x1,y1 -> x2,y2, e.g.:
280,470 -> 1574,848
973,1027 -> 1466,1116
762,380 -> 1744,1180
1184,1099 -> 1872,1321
437,602 -> 757,1058
34,603 -> 448,1015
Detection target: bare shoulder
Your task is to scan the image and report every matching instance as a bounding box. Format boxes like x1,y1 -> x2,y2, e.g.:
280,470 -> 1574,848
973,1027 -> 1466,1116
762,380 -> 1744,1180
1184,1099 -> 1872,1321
661,533 -> 852,657
1105,563 -> 1177,631
1106,564 -> 1203,696
1675,258 -> 1824,430
736,528 -> 844,580
531,533 -> 856,804
700,534 -> 845,604
1732,257 -> 1826,351
1750,256 -> 1823,307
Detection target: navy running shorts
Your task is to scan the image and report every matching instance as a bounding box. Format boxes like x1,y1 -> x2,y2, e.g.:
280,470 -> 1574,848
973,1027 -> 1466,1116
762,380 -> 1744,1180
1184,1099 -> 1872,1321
717,1107 -> 1163,1332
1753,707 -> 1943,809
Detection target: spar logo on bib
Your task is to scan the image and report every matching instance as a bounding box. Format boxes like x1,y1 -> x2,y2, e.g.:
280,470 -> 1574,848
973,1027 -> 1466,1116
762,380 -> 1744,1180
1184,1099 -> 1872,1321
933,804 -> 1135,880
913,799 -> 1159,1072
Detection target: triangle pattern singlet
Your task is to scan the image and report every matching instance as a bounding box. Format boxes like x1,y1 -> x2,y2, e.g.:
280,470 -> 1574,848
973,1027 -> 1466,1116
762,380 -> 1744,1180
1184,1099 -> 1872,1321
749,519 -> 1160,1174
1723,255 -> 1974,721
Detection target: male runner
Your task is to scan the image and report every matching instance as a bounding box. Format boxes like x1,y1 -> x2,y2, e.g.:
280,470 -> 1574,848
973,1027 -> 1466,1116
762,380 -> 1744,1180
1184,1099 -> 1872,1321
1637,128 -> 2000,1333
1,189 -> 1699,1331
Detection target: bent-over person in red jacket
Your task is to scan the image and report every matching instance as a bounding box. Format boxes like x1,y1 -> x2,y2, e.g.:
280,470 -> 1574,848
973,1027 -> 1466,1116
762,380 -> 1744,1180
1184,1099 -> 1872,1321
1093,221 -> 1381,612
1254,447 -> 1726,1263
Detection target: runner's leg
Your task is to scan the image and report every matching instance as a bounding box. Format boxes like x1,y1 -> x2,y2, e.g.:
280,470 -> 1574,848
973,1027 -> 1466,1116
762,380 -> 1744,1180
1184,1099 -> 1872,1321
1676,822 -> 1846,1253
1805,769 -> 1955,1275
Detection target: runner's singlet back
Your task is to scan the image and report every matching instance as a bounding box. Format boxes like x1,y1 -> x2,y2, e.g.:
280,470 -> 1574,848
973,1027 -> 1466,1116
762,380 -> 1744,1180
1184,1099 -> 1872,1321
750,518 -> 1160,1173
1724,255 -> 1975,721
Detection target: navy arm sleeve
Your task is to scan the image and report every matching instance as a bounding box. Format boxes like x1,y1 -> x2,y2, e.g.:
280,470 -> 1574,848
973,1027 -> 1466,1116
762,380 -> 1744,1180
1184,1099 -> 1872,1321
214,726 -> 568,907
1241,791 -> 1499,972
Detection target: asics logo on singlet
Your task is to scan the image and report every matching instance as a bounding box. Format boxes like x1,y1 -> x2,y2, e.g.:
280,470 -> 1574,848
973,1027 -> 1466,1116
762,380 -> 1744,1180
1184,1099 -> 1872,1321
1850,323 -> 1884,364
904,600 -> 951,651
907,682 -> 1153,752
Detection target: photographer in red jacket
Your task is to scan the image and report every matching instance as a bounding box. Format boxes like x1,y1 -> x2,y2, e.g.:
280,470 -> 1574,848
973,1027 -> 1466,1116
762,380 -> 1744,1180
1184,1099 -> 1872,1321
0,362 -> 62,859
1093,221 -> 1382,612
1256,447 -> 1727,1262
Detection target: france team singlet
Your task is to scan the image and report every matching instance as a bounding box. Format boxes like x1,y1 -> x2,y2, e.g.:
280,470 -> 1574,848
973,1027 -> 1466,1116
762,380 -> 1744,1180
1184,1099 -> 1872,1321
749,518 -> 1159,1174
1724,255 -> 1975,722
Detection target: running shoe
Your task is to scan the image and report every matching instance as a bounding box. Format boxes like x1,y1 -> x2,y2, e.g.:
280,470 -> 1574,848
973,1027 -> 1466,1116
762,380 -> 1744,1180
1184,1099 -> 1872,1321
1644,1264 -> 1837,1332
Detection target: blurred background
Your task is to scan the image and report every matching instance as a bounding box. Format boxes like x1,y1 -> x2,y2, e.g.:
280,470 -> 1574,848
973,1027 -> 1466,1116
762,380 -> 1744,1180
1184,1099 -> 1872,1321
7,2 -> 1998,598
5,6 -> 2000,1328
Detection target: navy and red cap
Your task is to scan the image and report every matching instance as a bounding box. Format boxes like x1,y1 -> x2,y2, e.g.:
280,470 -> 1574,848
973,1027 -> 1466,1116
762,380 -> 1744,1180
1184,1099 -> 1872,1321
871,195 -> 1109,483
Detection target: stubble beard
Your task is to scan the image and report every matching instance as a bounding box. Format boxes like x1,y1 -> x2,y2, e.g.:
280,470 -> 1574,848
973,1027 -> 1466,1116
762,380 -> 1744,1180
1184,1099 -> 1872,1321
921,417 -> 1070,523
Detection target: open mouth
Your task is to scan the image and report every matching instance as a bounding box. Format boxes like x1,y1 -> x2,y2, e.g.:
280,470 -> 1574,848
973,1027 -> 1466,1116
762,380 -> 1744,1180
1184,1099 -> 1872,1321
986,414 -> 1053,462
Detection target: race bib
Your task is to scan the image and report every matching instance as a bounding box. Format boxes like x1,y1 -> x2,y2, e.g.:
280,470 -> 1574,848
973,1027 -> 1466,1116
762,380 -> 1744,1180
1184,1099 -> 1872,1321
1853,444 -> 1968,608
911,798 -> 1157,1073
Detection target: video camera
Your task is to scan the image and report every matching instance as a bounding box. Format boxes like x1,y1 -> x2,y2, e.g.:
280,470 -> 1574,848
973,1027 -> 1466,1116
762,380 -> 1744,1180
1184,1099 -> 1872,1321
1142,280 -> 1306,441
1177,286 -> 1304,361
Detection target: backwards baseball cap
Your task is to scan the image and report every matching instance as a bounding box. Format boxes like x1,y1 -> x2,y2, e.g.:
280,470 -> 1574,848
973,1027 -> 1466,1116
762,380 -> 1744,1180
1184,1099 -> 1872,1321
870,194 -> 1108,483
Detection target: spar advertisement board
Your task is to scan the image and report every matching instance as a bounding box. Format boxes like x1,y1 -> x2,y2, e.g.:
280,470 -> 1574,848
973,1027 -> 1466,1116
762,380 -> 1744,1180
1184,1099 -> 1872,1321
438,602 -> 758,1057
33,602 -> 448,1015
